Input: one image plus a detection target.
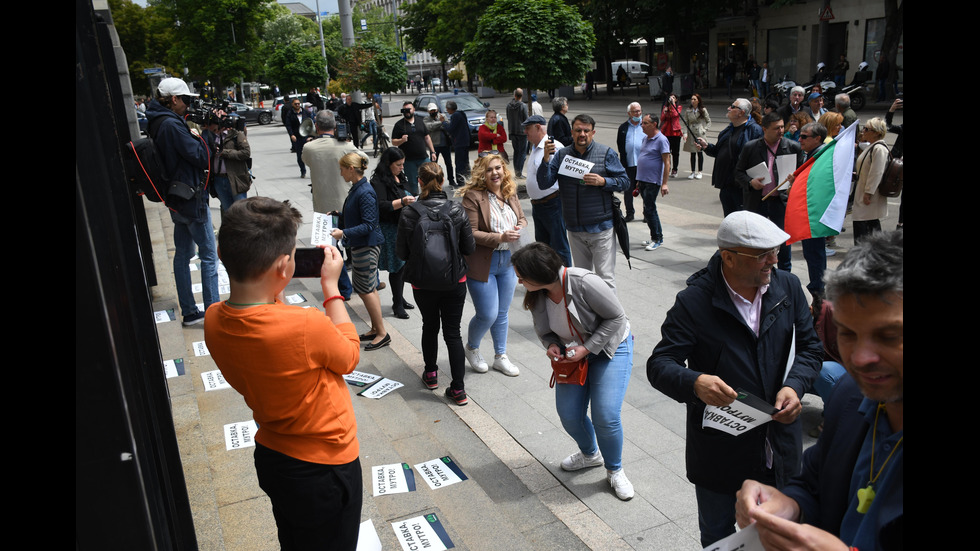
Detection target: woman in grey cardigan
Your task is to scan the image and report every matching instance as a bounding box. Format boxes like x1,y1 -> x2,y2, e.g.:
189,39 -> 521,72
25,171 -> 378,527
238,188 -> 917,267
511,243 -> 635,501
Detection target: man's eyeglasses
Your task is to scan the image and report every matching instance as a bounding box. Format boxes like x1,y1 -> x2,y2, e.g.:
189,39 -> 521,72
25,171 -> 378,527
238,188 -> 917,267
723,247 -> 779,262
799,133 -> 813,139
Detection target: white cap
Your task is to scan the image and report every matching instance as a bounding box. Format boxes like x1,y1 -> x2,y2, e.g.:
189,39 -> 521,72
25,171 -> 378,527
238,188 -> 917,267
157,77 -> 198,97
717,211 -> 789,250
427,103 -> 439,111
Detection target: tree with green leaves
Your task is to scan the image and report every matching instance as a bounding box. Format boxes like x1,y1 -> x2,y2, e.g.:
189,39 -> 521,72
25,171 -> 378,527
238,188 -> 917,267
401,0 -> 492,89
110,0 -> 177,96
267,42 -> 328,93
464,0 -> 595,92
335,38 -> 407,94
152,0 -> 274,94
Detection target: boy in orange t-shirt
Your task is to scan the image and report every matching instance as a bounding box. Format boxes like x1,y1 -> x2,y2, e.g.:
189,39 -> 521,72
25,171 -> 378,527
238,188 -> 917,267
204,197 -> 362,550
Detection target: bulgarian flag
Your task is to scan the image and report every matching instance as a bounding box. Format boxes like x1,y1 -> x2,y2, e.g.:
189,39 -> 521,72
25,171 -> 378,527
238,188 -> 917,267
784,121 -> 858,244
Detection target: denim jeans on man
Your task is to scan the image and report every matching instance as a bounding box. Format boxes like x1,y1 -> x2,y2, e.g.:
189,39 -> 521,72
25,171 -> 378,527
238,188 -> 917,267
511,134 -> 528,176
173,206 -> 219,317
465,249 -> 516,355
531,195 -> 572,266
555,334 -> 633,471
213,174 -> 246,212
639,182 -> 663,242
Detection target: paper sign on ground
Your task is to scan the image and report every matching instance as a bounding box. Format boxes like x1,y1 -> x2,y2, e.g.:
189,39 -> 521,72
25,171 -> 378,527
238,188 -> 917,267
312,212 -> 339,247
702,389 -> 778,435
344,371 -> 383,387
285,293 -> 307,304
189,263 -> 198,271
223,420 -> 257,450
558,155 -> 595,180
392,514 -> 454,551
702,523 -> 764,551
155,309 -> 176,323
358,378 -> 403,399
192,283 -> 203,294
192,341 -> 210,356
201,369 -> 231,391
163,358 -> 184,378
356,519 -> 383,551
414,456 -> 468,490
372,463 -> 417,496
219,284 -> 230,295
218,272 -> 230,285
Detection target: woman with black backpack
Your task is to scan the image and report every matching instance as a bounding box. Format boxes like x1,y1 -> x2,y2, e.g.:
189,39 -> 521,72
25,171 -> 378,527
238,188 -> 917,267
396,163 -> 476,405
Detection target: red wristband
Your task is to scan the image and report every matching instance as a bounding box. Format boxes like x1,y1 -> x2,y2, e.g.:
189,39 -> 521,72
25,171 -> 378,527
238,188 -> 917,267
323,296 -> 344,308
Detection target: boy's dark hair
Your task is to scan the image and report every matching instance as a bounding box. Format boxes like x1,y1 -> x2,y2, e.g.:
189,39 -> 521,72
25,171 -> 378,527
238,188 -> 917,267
218,197 -> 302,282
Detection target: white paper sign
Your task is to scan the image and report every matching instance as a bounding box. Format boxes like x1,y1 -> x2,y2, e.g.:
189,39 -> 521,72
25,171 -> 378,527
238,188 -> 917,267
702,523 -> 765,551
285,293 -> 307,304
189,263 -> 199,271
201,369 -> 231,391
218,272 -> 230,285
558,155 -> 595,179
192,283 -> 203,294
392,514 -> 453,551
312,212 -> 338,247
192,341 -> 210,356
358,378 -> 403,399
219,284 -> 230,295
223,420 -> 257,450
372,463 -> 417,496
414,456 -> 468,490
154,309 -> 176,323
356,519 -> 383,551
702,389 -> 777,435
774,154 -> 799,190
344,370 -> 383,387
746,161 -> 771,186
163,358 -> 183,378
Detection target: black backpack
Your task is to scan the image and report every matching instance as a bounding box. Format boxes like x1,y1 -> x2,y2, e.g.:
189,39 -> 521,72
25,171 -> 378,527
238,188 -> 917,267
124,116 -> 201,208
405,201 -> 461,291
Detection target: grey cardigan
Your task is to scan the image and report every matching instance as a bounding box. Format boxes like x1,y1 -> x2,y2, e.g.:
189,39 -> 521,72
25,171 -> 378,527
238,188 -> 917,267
530,267 -> 630,359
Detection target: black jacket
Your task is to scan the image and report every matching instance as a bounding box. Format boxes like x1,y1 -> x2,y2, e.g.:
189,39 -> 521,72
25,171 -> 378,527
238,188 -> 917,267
735,136 -> 803,210
647,252 -> 822,493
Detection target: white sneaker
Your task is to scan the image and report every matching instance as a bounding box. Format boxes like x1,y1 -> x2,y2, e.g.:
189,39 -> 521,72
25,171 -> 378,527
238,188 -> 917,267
465,345 -> 489,373
695,172 -> 703,179
607,469 -> 635,501
644,241 -> 662,251
492,354 -> 520,376
641,240 -> 653,246
687,172 -> 696,179
561,451 -> 604,471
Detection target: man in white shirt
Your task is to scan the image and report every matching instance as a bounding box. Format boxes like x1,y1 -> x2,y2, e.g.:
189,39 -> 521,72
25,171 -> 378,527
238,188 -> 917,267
523,115 -> 571,265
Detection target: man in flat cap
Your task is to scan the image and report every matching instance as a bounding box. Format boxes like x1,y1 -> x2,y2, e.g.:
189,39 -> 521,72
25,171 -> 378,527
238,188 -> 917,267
647,211 -> 822,548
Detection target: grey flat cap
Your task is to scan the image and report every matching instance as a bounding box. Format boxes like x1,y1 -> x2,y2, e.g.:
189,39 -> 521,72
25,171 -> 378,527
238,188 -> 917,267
717,211 -> 789,249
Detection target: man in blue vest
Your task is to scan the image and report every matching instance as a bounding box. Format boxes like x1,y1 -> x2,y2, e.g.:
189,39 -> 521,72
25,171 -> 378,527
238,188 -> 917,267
537,114 -> 630,290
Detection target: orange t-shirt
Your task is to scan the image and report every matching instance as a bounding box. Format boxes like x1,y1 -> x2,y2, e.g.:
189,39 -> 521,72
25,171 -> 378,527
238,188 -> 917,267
204,301 -> 361,465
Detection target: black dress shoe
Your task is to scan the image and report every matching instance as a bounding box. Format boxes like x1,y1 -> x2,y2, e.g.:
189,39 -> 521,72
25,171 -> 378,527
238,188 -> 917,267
359,332 -> 377,342
402,301 -> 415,310
393,306 -> 409,320
624,214 -> 635,222
364,333 -> 391,351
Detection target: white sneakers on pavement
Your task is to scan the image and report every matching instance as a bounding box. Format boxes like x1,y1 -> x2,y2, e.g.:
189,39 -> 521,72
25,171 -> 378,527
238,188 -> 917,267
465,345 -> 489,373
644,241 -> 662,251
561,451 -> 604,471
492,354 -> 520,376
607,469 -> 635,501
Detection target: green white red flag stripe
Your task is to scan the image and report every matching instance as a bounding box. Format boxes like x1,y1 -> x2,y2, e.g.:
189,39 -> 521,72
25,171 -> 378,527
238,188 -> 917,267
784,121 -> 858,244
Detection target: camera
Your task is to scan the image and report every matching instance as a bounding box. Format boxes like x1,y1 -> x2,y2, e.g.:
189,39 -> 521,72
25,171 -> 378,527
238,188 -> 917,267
186,99 -> 246,131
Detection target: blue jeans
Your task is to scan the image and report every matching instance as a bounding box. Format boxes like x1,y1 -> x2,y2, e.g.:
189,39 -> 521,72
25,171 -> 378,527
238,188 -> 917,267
434,145 -> 455,187
466,249 -> 516,355
695,485 -> 737,548
173,207 -> 219,317
639,181 -> 663,242
531,194 -> 572,266
801,237 -> 827,296
555,335 -> 633,471
511,134 -> 528,176
453,147 -> 470,186
404,157 -> 427,195
361,120 -> 378,149
213,174 -> 246,212
814,361 -> 846,401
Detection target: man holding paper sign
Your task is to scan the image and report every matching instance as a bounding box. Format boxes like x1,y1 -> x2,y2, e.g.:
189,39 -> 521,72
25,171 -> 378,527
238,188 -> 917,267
735,112 -> 803,272
537,114 -> 630,290
647,211 -> 821,548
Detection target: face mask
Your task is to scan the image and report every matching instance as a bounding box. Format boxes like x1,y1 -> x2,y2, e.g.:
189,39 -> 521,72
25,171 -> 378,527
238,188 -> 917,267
631,116 -> 641,123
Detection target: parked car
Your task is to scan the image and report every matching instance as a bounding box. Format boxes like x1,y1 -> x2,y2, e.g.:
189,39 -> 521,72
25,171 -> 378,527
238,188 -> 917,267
413,91 -> 490,145
227,102 -> 273,125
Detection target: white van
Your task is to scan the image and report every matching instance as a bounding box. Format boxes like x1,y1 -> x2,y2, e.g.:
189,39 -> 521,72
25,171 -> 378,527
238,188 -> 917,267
611,60 -> 650,85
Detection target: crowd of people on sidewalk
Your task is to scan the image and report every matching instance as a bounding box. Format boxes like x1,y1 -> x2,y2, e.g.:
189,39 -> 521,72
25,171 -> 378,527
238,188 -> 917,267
149,76 -> 902,550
